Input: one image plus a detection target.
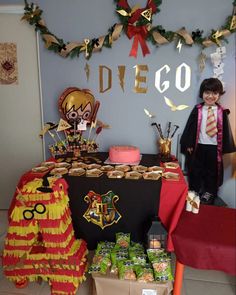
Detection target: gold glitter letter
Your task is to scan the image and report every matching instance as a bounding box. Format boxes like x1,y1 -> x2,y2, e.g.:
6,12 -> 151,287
99,65 -> 112,93
133,65 -> 148,93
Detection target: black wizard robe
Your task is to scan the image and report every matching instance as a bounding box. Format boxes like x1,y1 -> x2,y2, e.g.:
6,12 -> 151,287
180,103 -> 236,187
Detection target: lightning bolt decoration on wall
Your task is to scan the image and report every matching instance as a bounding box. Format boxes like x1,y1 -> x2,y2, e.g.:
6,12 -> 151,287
84,63 -> 90,82
144,108 -> 155,118
118,65 -> 126,92
176,40 -> 183,53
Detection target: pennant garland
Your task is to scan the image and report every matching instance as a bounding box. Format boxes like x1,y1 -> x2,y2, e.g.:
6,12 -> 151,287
22,0 -> 236,59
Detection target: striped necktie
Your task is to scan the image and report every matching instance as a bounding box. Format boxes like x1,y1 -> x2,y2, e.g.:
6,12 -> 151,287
206,106 -> 217,137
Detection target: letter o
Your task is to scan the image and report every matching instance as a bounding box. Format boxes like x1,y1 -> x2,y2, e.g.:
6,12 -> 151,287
175,63 -> 191,92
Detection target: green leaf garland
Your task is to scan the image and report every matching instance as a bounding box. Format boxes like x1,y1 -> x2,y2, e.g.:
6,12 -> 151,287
22,0 -> 236,59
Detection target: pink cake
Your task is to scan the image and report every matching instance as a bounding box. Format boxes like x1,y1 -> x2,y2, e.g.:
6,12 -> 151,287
109,145 -> 140,163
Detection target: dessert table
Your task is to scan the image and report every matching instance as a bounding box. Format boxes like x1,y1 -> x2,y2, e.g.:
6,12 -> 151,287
65,153 -> 163,250
8,152 -> 188,251
172,205 -> 236,295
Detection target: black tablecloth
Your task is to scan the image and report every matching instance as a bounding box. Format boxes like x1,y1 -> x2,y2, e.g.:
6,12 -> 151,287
64,153 -> 162,250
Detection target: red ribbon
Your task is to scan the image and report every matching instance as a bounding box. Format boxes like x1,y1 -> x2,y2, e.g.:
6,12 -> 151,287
117,0 -> 158,57
147,0 -> 157,13
129,8 -> 144,24
118,0 -> 157,13
117,0 -> 130,10
127,24 -> 150,58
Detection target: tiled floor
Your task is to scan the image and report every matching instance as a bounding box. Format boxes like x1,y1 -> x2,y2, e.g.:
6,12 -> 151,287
0,210 -> 235,295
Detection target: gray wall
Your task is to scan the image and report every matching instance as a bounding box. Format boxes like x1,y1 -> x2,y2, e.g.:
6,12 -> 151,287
1,0 -> 235,206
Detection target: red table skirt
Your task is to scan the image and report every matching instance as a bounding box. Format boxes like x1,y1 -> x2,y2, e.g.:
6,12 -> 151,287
159,167 -> 188,252
172,205 -> 236,276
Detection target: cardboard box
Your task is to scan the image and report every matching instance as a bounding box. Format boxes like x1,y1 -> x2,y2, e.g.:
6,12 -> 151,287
92,273 -> 173,295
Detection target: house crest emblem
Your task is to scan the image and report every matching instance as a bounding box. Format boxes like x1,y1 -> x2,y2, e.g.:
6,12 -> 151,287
83,190 -> 121,229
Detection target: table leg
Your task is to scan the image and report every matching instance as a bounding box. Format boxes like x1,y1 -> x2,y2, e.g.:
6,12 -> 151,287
173,260 -> 185,295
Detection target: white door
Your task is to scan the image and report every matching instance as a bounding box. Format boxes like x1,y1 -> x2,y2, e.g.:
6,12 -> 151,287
0,7 -> 43,209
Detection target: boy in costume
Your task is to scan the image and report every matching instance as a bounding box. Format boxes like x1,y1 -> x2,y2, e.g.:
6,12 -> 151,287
180,78 -> 236,205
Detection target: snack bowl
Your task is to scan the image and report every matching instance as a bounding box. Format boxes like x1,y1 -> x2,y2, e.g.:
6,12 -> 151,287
86,168 -> 103,177
31,166 -> 48,173
115,165 -> 130,172
100,165 -> 115,172
71,162 -> 87,169
147,166 -> 164,173
132,165 -> 147,173
55,162 -> 71,169
143,171 -> 162,180
107,170 -> 124,179
68,167 -> 85,176
163,171 -> 180,180
125,171 -> 142,180
163,162 -> 179,169
87,163 -> 102,170
50,167 -> 68,176
40,161 -> 55,168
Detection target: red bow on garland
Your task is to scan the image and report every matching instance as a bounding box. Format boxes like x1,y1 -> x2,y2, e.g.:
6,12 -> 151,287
127,24 -> 150,57
117,0 -> 157,57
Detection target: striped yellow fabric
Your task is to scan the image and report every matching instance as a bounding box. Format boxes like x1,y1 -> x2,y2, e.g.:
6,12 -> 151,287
206,106 -> 217,137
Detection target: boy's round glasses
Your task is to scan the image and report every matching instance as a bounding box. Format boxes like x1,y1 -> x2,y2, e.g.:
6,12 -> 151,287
204,91 -> 219,97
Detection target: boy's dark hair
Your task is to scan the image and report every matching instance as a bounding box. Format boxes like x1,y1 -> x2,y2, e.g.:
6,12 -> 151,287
199,78 -> 225,98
